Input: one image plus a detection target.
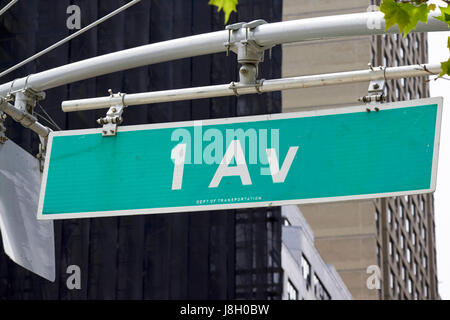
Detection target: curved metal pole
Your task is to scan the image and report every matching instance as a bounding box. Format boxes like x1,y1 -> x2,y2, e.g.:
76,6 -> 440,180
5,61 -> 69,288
0,11 -> 448,97
62,63 -> 441,112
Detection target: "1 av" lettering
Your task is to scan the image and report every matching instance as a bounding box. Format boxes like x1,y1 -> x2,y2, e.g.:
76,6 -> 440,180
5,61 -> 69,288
171,140 -> 299,190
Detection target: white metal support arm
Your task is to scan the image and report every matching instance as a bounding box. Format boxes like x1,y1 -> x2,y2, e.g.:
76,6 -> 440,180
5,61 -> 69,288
0,11 -> 448,97
0,98 -> 50,138
62,63 -> 441,112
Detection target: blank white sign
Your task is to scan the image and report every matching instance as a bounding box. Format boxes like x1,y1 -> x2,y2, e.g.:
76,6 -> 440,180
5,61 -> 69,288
0,139 -> 55,281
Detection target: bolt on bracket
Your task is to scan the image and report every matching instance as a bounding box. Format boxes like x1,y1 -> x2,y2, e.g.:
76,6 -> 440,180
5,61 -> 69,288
97,91 -> 125,136
358,66 -> 387,112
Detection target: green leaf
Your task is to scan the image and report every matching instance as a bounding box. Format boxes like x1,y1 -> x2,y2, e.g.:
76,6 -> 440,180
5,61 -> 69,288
403,3 -> 429,35
440,59 -> 450,77
381,0 -> 410,31
448,36 -> 450,49
435,5 -> 450,27
406,3 -> 427,33
380,0 -> 430,36
209,0 -> 238,24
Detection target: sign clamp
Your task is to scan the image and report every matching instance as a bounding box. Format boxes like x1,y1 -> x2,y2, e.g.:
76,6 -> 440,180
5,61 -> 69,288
229,79 -> 265,96
358,64 -> 387,112
14,89 -> 48,171
1,78 -> 50,170
96,90 -> 125,136
225,20 -> 274,91
36,136 -> 47,172
0,111 -> 7,144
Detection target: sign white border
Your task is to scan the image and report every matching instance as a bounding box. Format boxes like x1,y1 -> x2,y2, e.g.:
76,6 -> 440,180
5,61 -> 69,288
37,97 -> 443,220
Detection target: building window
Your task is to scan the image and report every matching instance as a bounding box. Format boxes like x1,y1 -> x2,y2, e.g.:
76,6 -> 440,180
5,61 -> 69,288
399,204 -> 404,219
371,46 -> 376,66
302,255 -> 311,289
408,277 -> 413,294
313,273 -> 331,301
390,270 -> 395,290
377,244 -> 381,266
375,208 -> 380,235
406,217 -> 410,234
287,279 -> 298,300
422,226 -> 426,243
413,260 -> 418,276
283,217 -> 291,226
424,284 -> 429,298
412,231 -> 416,246
401,233 -> 405,249
423,255 -> 427,269
389,238 -> 393,256
388,206 -> 393,225
313,273 -> 318,285
412,202 -> 416,217
421,197 -> 426,212
402,264 -> 406,281
407,247 -> 411,264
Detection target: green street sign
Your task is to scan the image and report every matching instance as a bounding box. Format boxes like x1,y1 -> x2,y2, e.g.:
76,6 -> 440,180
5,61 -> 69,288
37,97 -> 442,220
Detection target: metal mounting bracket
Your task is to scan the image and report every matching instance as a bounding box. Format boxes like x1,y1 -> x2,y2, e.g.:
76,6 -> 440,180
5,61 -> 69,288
97,91 -> 125,136
10,88 -> 46,114
229,79 -> 265,96
0,84 -> 50,170
4,86 -> 47,129
225,20 -> 274,85
0,111 -> 7,144
6,87 -> 49,169
36,135 -> 48,172
358,66 -> 386,112
17,89 -> 48,172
